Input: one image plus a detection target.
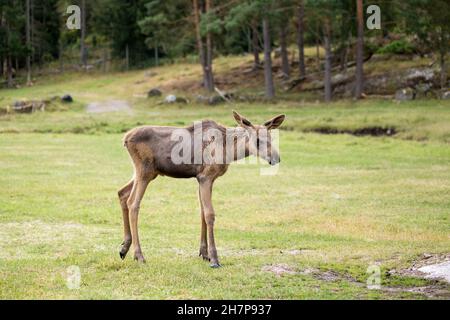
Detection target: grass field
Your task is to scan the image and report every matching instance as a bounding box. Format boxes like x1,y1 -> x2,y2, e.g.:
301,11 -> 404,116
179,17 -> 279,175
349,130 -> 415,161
0,57 -> 449,299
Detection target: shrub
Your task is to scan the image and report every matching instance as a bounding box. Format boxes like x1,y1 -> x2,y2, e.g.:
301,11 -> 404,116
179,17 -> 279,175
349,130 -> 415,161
377,39 -> 417,55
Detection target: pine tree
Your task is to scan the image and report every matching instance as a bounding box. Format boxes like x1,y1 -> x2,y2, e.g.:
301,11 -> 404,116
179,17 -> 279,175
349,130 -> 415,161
355,0 -> 364,99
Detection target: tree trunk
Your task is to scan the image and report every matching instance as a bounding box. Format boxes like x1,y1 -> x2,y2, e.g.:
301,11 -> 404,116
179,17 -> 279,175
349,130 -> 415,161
323,19 -> 332,102
26,0 -> 31,84
193,0 -> 213,92
279,22 -> 290,79
80,0 -> 87,68
297,0 -> 306,77
251,20 -> 260,69
342,32 -> 352,74
31,0 -> 34,64
0,56 -> 3,78
59,42 -> 64,73
7,55 -> 13,88
0,8 -> 3,78
263,17 -> 275,99
355,0 -> 364,99
316,24 -> 321,71
439,28 -> 447,90
205,0 -> 215,92
440,50 -> 447,90
125,44 -> 129,71
154,43 -> 159,66
102,48 -> 107,73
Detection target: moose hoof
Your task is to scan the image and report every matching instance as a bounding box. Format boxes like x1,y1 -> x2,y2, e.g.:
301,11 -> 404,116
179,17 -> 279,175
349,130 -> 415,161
199,248 -> 210,261
120,240 -> 131,260
134,254 -> 146,264
199,252 -> 210,261
210,263 -> 221,269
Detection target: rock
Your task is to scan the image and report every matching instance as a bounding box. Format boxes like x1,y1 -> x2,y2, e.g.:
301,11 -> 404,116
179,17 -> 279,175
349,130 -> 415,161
12,100 -> 45,113
13,101 -> 26,108
164,95 -> 188,104
415,83 -> 432,98
165,95 -> 177,103
147,88 -> 162,97
208,95 -> 225,106
61,94 -> 73,103
442,91 -> 450,100
195,94 -> 227,106
196,95 -> 209,104
177,97 -> 189,104
405,68 -> 435,83
395,88 -> 415,101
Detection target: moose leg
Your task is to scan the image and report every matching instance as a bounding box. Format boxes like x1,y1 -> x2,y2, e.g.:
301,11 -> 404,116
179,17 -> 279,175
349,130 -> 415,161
118,179 -> 134,259
199,179 -> 220,268
198,188 -> 209,261
127,174 -> 154,263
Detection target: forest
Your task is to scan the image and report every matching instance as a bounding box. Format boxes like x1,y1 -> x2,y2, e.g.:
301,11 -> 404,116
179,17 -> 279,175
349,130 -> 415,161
0,0 -> 448,101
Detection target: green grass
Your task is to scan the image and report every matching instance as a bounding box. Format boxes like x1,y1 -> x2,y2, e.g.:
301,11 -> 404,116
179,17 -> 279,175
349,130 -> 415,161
0,57 -> 450,299
1,128 -> 449,299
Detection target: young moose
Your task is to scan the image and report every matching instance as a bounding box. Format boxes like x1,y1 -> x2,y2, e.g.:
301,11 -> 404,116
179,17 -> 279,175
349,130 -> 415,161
118,111 -> 285,268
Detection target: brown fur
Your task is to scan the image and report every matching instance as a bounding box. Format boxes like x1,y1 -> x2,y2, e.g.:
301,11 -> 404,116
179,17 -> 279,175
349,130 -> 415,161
117,111 -> 285,267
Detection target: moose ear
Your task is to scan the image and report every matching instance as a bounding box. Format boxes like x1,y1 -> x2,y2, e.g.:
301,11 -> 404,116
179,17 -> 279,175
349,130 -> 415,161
264,114 -> 286,130
233,110 -> 253,128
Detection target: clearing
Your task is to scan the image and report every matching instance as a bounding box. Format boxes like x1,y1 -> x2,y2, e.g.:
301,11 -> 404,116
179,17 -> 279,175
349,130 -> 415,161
0,53 -> 449,299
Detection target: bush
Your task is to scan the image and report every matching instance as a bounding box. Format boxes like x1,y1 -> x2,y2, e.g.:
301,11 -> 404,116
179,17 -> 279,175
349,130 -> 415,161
377,39 -> 417,55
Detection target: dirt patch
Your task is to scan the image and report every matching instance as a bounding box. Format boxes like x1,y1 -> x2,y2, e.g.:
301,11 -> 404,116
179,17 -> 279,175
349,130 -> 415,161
309,126 -> 397,137
418,262 -> 450,283
385,253 -> 450,298
390,253 -> 450,283
262,264 -> 298,277
86,100 -> 131,113
382,284 -> 450,299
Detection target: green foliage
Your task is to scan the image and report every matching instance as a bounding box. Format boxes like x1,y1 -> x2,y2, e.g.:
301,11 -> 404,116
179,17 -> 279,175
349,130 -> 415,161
91,0 -> 151,66
138,0 -> 193,59
377,39 -> 417,55
0,0 -> 28,58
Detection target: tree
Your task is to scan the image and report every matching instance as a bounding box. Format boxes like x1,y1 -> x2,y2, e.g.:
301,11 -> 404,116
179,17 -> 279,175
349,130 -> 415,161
323,17 -> 332,102
225,1 -> 262,69
354,0 -> 364,99
0,0 -> 27,88
80,0 -> 87,67
251,19 -> 261,69
308,0 -> 347,101
279,17 -> 290,78
403,0 -> 449,90
296,0 -> 306,77
92,0 -> 151,69
193,0 -> 213,92
275,0 -> 294,79
262,16 -> 275,99
26,0 -> 31,84
205,0 -> 215,91
139,0 -> 191,65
